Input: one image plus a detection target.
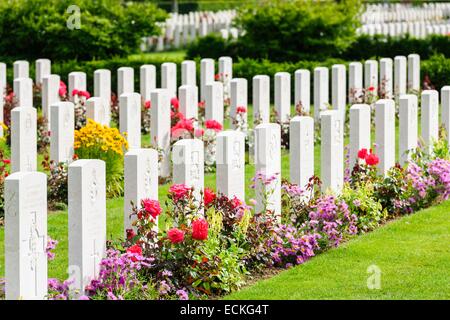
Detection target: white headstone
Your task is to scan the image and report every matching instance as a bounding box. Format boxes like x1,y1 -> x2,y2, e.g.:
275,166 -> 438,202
11,107 -> 37,173
399,94 -> 418,165
94,69 -> 111,125
13,60 -> 29,79
119,93 -> 141,149
274,72 -> 291,123
216,130 -> 245,200
421,90 -> 439,154
408,54 -> 420,92
230,78 -> 248,129
218,56 -> 232,94
13,78 -> 33,108
252,75 -> 270,124
441,86 -> 450,147
41,74 -> 60,124
290,116 -> 314,189
205,82 -> 224,125
178,85 -> 198,121
375,99 -> 396,175
294,69 -> 310,113
331,64 -> 347,121
140,65 -> 156,103
349,62 -> 363,103
181,60 -> 196,87
380,58 -> 393,99
117,67 -> 134,97
35,59 -> 51,86
68,159 -> 106,294
151,89 -> 171,178
321,110 -> 344,193
5,171 -> 47,300
314,67 -> 329,120
200,58 -> 215,101
349,104 -> 371,169
394,56 -> 407,97
161,62 -> 177,98
50,102 -> 74,164
69,72 -> 87,105
124,148 -> 159,233
86,97 -> 107,125
364,60 -> 378,95
173,139 -> 204,204
254,123 -> 281,216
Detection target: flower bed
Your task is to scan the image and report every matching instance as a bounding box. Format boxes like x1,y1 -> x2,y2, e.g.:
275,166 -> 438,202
44,139 -> 450,300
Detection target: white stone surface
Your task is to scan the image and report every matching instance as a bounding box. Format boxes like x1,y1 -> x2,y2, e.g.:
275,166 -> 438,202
375,99 -> 396,175
69,72 -> 87,104
140,65 -> 156,103
11,107 -> 37,173
331,64 -> 346,121
5,171 -> 47,300
216,130 -> 245,200
119,93 -> 141,149
13,78 -> 33,108
394,56 -> 407,97
161,62 -> 177,98
349,62 -> 363,103
380,58 -> 393,99
364,60 -> 378,94
408,54 -> 421,92
399,94 -> 418,165
254,123 -> 281,216
349,104 -> 371,169
117,67 -> 134,97
421,90 -> 439,154
274,72 -> 291,123
200,58 -> 215,101
294,69 -> 310,113
94,69 -> 111,125
205,82 -> 224,125
151,89 -> 171,178
68,159 -> 106,294
86,97 -> 107,125
313,67 -> 329,120
42,74 -> 60,124
124,148 -> 159,233
181,60 -> 196,86
35,59 -> 51,86
441,86 -> 450,148
321,110 -> 344,193
230,78 -> 248,129
13,60 -> 29,79
290,116 -> 314,189
50,102 -> 75,164
178,85 -> 198,121
173,139 -> 204,204
252,75 -> 270,124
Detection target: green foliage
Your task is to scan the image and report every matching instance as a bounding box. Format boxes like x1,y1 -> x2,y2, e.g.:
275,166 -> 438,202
422,54 -> 450,91
341,183 -> 386,232
186,34 -> 239,60
233,0 -> 361,61
0,0 -> 166,61
342,34 -> 450,61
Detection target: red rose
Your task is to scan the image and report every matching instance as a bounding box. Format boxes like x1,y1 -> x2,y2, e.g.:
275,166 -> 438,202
357,148 -> 368,160
126,228 -> 136,240
214,73 -> 221,81
126,244 -> 142,261
169,184 -> 191,201
59,81 -> 67,97
81,91 -> 91,99
198,101 -> 205,108
141,199 -> 162,219
192,218 -> 208,241
171,118 -> 194,135
2,159 -> 11,164
236,106 -> 247,114
167,228 -> 185,244
171,97 -> 179,110
231,196 -> 243,209
204,188 -> 216,207
365,153 -> 379,166
72,89 -> 79,96
205,120 -> 223,132
144,100 -> 151,109
368,86 -> 375,92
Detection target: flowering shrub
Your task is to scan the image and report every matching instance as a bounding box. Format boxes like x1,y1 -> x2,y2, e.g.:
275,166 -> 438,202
42,156 -> 68,210
72,89 -> 91,130
0,149 -> 10,221
74,119 -> 128,197
46,236 -> 58,260
37,115 -> 50,152
141,100 -> 151,134
268,225 -> 321,268
231,106 -> 248,134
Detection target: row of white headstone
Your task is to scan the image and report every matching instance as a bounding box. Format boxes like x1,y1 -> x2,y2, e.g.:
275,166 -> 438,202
5,83 -> 450,299
361,2 -> 450,24
1,53 -> 423,178
142,10 -> 238,52
358,21 -> 450,38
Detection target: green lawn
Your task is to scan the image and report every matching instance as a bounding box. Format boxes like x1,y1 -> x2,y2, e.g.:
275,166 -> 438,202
225,200 -> 450,300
